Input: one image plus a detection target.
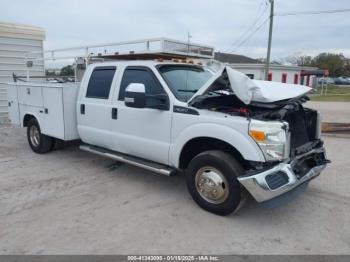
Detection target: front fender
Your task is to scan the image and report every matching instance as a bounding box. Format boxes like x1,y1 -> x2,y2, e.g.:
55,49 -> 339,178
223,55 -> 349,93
169,123 -> 265,168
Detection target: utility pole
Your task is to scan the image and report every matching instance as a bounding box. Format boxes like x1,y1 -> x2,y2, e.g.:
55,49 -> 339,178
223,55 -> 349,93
187,32 -> 192,53
265,0 -> 274,80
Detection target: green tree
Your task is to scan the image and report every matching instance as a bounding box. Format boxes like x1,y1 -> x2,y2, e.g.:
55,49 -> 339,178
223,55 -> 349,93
60,65 -> 75,76
311,53 -> 345,77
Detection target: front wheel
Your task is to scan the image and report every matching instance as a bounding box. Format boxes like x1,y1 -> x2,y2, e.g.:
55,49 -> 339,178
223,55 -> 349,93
186,150 -> 244,216
27,118 -> 54,154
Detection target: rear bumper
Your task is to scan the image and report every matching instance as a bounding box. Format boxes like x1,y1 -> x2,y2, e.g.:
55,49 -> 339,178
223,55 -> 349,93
238,147 -> 328,203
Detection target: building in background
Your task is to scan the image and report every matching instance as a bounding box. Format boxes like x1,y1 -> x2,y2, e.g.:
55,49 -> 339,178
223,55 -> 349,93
214,52 -> 317,86
0,22 -> 45,123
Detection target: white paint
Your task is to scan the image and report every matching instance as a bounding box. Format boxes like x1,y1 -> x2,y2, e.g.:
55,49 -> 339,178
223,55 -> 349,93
8,60 -> 266,167
190,66 -> 312,105
7,59 -> 320,172
6,82 -> 80,140
125,83 -> 145,93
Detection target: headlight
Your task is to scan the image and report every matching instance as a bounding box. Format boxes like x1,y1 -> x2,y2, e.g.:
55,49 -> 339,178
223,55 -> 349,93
249,120 -> 289,161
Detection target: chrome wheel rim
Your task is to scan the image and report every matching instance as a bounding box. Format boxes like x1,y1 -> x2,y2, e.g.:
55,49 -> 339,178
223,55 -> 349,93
29,125 -> 40,147
195,166 -> 229,204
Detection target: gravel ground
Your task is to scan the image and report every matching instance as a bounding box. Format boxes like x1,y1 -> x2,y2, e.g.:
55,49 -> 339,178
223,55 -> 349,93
306,101 -> 350,123
0,125 -> 349,255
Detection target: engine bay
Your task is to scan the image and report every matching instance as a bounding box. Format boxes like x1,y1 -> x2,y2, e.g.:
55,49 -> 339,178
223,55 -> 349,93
190,92 -> 320,156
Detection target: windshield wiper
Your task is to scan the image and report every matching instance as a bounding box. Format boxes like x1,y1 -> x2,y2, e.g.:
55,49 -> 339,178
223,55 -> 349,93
177,89 -> 197,93
207,90 -> 230,95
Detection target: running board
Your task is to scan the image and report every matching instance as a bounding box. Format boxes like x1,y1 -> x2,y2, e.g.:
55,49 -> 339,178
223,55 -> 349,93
80,144 -> 176,176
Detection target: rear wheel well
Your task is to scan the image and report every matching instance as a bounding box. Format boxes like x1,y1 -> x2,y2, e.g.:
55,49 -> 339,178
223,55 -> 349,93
23,114 -> 35,127
179,137 -> 248,170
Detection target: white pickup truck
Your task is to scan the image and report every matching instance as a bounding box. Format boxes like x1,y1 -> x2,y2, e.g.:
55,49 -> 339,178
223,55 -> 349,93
6,59 -> 329,215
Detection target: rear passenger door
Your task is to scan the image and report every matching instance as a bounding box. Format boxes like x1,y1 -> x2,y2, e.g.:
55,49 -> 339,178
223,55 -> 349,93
77,66 -> 117,149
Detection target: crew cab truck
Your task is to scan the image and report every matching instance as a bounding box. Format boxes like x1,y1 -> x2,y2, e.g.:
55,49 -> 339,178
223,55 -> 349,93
6,59 -> 329,215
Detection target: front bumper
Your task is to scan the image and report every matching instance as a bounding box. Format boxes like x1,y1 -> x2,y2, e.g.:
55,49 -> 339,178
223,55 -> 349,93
238,147 -> 328,202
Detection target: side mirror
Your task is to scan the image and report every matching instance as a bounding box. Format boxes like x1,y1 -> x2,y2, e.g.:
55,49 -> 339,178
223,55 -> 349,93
147,94 -> 170,110
124,83 -> 146,108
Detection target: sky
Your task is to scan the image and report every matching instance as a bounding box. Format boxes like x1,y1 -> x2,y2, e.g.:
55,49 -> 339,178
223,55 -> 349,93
1,0 -> 350,61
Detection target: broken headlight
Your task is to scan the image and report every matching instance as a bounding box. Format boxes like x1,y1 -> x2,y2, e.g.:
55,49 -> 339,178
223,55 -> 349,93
249,120 -> 289,161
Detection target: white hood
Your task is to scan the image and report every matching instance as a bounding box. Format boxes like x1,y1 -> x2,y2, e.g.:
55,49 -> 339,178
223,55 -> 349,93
189,66 -> 312,105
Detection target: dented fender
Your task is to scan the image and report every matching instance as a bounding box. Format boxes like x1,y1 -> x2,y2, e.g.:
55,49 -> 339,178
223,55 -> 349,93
169,122 -> 265,168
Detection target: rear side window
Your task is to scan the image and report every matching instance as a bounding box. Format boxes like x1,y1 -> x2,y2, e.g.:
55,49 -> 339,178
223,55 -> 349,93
119,67 -> 165,100
86,66 -> 116,99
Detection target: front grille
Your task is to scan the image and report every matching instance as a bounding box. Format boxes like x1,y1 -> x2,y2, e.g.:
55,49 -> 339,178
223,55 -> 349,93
304,109 -> 318,141
283,106 -> 318,151
265,171 -> 289,190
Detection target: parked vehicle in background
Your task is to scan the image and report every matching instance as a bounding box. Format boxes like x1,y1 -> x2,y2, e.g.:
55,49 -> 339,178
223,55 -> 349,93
317,77 -> 334,85
334,77 -> 350,85
5,39 -> 329,215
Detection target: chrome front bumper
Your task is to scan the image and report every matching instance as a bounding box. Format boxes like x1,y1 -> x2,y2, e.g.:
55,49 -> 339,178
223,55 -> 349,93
238,148 -> 328,203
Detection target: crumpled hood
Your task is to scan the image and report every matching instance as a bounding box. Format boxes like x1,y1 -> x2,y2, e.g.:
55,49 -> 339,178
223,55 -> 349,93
189,66 -> 312,105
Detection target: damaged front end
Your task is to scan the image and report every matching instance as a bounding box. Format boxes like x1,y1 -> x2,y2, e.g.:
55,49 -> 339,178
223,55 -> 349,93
189,66 -> 329,203
239,100 -> 329,202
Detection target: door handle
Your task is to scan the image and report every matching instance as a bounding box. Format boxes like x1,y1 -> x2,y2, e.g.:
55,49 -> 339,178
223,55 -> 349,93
80,104 -> 85,115
112,108 -> 118,119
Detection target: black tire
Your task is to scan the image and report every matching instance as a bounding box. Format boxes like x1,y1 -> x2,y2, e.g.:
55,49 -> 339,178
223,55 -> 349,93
186,150 -> 243,216
27,118 -> 54,154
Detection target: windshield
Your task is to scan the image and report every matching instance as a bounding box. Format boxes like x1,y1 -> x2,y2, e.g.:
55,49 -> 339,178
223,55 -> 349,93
157,64 -> 213,102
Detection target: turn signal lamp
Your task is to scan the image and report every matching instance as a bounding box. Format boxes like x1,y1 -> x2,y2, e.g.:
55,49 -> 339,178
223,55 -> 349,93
249,130 -> 265,142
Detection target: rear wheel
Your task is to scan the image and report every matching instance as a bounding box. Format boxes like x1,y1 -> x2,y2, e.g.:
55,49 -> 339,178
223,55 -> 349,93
186,150 -> 243,216
27,118 -> 54,154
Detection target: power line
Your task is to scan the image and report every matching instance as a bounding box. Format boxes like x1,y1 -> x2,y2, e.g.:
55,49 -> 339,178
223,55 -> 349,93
229,16 -> 270,54
224,1 -> 268,53
226,7 -> 350,54
225,2 -> 267,53
276,8 -> 350,16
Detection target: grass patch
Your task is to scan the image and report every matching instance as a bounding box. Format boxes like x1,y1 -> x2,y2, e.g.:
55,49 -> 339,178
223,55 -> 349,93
309,94 -> 350,102
309,85 -> 350,101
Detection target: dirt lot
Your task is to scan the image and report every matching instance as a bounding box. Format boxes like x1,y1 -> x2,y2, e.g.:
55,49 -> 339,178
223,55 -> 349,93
0,125 -> 349,255
306,101 -> 350,123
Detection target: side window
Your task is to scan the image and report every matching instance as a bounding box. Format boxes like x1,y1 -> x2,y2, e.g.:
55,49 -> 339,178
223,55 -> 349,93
86,66 -> 116,99
119,67 -> 166,102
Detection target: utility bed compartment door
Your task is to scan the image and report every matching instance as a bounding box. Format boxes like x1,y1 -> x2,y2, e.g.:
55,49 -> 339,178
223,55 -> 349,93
17,84 -> 43,107
7,82 -> 80,141
40,84 -> 79,140
41,87 -> 65,139
5,83 -> 20,125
